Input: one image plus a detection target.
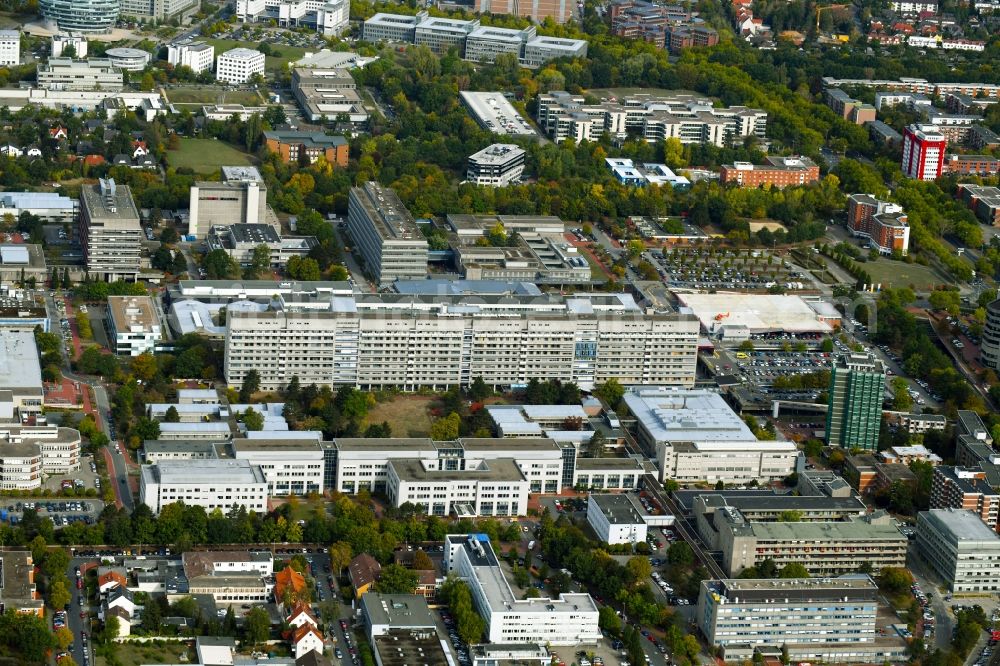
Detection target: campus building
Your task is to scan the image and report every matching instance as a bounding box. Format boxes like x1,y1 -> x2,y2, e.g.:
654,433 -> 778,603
206,224 -> 317,269
39,0 -> 119,33
347,182 -> 428,286
215,48 -> 265,84
444,534 -> 601,644
290,67 -> 368,125
386,458 -> 531,517
958,184 -> 1000,226
847,193 -> 910,255
107,295 -> 161,356
78,178 -> 142,282
139,459 -> 269,514
473,0 -> 574,24
982,298 -> 1000,371
586,493 -> 650,545
231,440 -> 324,496
167,39 -> 215,73
51,34 -> 88,59
719,156 -> 820,188
466,144 -> 526,186
119,0 -> 196,21
264,130 -> 349,166
224,292 -> 699,391
0,192 -> 77,222
188,166 -> 268,238
902,124 -> 947,180
916,508 -> 1000,592
37,58 -> 123,90
825,353 -> 886,451
235,0 -> 349,35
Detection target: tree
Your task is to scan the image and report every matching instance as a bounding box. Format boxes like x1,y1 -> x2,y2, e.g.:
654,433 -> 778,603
202,249 -> 240,279
240,369 -> 260,402
599,605 -> 622,634
375,564 -> 419,594
131,352 -> 158,382
140,72 -> 155,91
625,556 -> 652,583
412,550 -> 434,570
329,541 -> 352,573
891,376 -> 913,411
430,412 -> 461,440
593,378 -> 625,407
468,376 -> 490,402
50,579 -> 72,610
241,408 -> 264,431
164,406 -> 180,423
102,615 -> 121,643
878,567 -> 912,595
245,607 -> 270,646
778,563 -> 810,578
54,627 -> 74,651
667,541 -> 694,567
246,244 -> 271,279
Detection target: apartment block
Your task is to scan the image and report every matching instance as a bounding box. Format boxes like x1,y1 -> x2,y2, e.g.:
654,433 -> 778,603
474,0 -> 573,23
466,144 -> 526,186
537,91 -> 767,146
902,124 -> 947,181
215,48 -> 265,84
107,295 -> 161,356
188,166 -> 268,238
825,353 -> 885,451
347,182 -> 428,286
139,459 -> 268,514
264,130 -> 348,166
666,25 -> 719,53
0,30 -> 19,66
696,577 -> 893,664
720,156 -> 820,188
444,534 -> 600,644
224,292 -> 699,391
37,58 -> 123,91
825,88 -> 877,124
847,193 -> 910,255
958,184 -> 1000,225
79,178 -> 142,281
236,0 -> 349,35
930,465 -> 999,531
167,39 -> 215,74
916,508 -> 1000,592
944,154 -> 1000,177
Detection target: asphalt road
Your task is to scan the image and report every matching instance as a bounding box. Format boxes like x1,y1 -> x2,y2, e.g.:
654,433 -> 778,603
67,557 -> 93,666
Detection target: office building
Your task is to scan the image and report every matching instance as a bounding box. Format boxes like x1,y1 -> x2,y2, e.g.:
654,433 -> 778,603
0,331 -> 44,419
444,534 -> 601,645
105,47 -> 151,71
107,295 -> 161,356
78,178 -> 142,282
706,508 -> 907,576
930,465 -> 999,531
264,130 -> 348,166
37,58 -> 123,90
696,577 -> 893,664
0,192 -> 78,222
215,48 -> 265,84
139,459 -> 268,514
0,30 -> 19,66
606,159 -> 691,189
916,508 -> 1000,592
182,550 -> 273,604
719,156 -> 820,188
143,440 -> 218,463
231,440 -> 324,496
825,353 -> 885,451
983,298 -> 1000,371
0,443 -> 42,491
586,493 -> 650,545
39,0 -> 119,33
414,15 -> 479,53
167,39 -> 215,74
0,424 -> 81,482
847,193 -> 910,255
486,403 -> 593,444
236,0 -> 349,35
290,67 -> 368,124
360,593 -> 436,638
387,457 -> 531,517
474,0 -> 573,23
51,34 -> 88,59
537,91 -> 767,147
825,88 -> 877,124
201,104 -> 267,121
685,491 -> 866,529
461,91 -> 537,136
361,12 -> 421,43
902,124 -> 947,180
347,182 -> 428,286
225,292 -> 698,391
520,36 -> 588,66
467,144 -> 526,186
188,166 -> 268,238
464,25 -> 535,62
207,223 -> 317,268
120,0 -> 196,20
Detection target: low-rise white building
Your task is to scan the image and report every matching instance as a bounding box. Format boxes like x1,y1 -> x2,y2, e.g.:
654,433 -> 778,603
0,425 -> 81,477
916,508 -> 1000,592
386,457 -> 531,517
167,39 -> 215,73
139,459 -> 268,514
157,422 -> 232,441
444,534 -> 601,646
106,47 -> 151,72
0,30 -> 20,66
216,48 -> 265,84
51,34 -> 87,59
231,439 -> 324,496
467,144 -> 526,186
586,493 -> 649,545
107,295 -> 161,356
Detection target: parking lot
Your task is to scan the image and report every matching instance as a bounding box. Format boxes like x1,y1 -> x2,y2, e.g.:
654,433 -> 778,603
653,247 -> 805,290
728,349 -> 833,387
2,497 -> 103,527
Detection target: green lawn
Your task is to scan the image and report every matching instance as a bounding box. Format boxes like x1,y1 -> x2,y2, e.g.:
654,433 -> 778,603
862,258 -> 949,292
96,641 -> 193,666
166,86 -> 262,105
203,38 -> 308,71
165,138 -> 255,172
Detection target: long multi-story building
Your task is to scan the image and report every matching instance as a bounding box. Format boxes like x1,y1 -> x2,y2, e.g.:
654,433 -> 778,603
290,67 -> 368,125
120,0 -> 196,21
902,124 -> 947,180
944,154 -> 1000,177
916,508 -> 1000,592
167,39 -> 215,74
474,0 -> 573,24
825,88 -> 877,125
78,178 -> 142,282
696,577 -> 901,664
958,184 -> 1000,226
231,440 -> 324,496
216,48 -> 265,84
537,91 -> 767,146
847,193 -> 910,255
39,0 -> 119,33
719,156 -> 819,188
37,58 -> 124,90
825,353 -> 885,451
264,130 -> 348,166
188,166 -> 268,238
347,182 -> 428,286
0,192 -> 78,222
930,465 -> 999,531
982,298 -> 1000,371
236,0 -> 349,35
224,292 -> 699,391
0,424 -> 81,483
387,458 -> 531,517
139,459 -> 269,514
466,144 -> 526,186
206,223 -> 316,268
444,534 -> 600,644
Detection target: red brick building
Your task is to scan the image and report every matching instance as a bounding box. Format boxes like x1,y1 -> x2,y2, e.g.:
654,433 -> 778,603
847,193 -> 910,255
263,130 -> 349,167
930,465 -> 1000,532
720,156 -> 820,188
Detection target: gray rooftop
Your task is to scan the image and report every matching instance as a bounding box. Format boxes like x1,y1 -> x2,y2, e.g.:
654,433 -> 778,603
142,459 -> 266,485
388,457 -> 525,482
360,593 -> 436,628
919,508 -> 1000,545
590,493 -> 647,525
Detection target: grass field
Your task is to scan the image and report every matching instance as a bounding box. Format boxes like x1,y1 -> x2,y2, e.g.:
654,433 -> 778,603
863,258 -> 948,292
165,138 -> 255,171
166,86 -> 262,105
367,395 -> 435,438
96,641 -> 193,666
203,38 -> 308,71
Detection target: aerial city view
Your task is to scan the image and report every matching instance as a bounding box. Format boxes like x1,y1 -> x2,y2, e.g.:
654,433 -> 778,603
0,0 -> 998,663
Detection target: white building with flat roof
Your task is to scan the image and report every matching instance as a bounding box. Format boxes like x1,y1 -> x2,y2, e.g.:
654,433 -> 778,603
387,458 -> 531,517
231,439 -> 324,496
236,0 -> 349,35
0,192 -> 78,222
916,508 -> 1000,592
0,331 -> 44,418
139,459 -> 268,514
167,39 -> 215,73
460,92 -> 537,136
37,58 -> 124,90
467,144 -> 526,186
0,30 -> 20,66
586,493 -> 649,545
624,386 -> 754,443
107,295 -> 161,356
444,534 -> 601,645
216,48 -> 265,84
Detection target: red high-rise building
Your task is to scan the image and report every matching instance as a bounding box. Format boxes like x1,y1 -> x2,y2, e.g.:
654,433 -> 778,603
901,124 -> 947,180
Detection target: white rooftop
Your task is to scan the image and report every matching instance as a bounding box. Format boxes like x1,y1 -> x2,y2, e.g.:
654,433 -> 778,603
676,293 -> 834,334
0,330 -> 42,390
144,459 -> 265,485
178,389 -> 219,401
460,92 -> 536,136
623,387 -> 756,442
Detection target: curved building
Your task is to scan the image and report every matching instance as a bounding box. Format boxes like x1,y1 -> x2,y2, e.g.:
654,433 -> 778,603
106,47 -> 151,71
39,0 -> 120,33
981,298 -> 1000,370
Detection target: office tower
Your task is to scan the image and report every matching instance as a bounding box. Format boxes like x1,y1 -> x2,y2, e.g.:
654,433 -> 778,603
825,352 -> 886,450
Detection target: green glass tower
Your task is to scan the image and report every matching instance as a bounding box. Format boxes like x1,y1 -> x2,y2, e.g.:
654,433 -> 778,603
825,352 -> 886,451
